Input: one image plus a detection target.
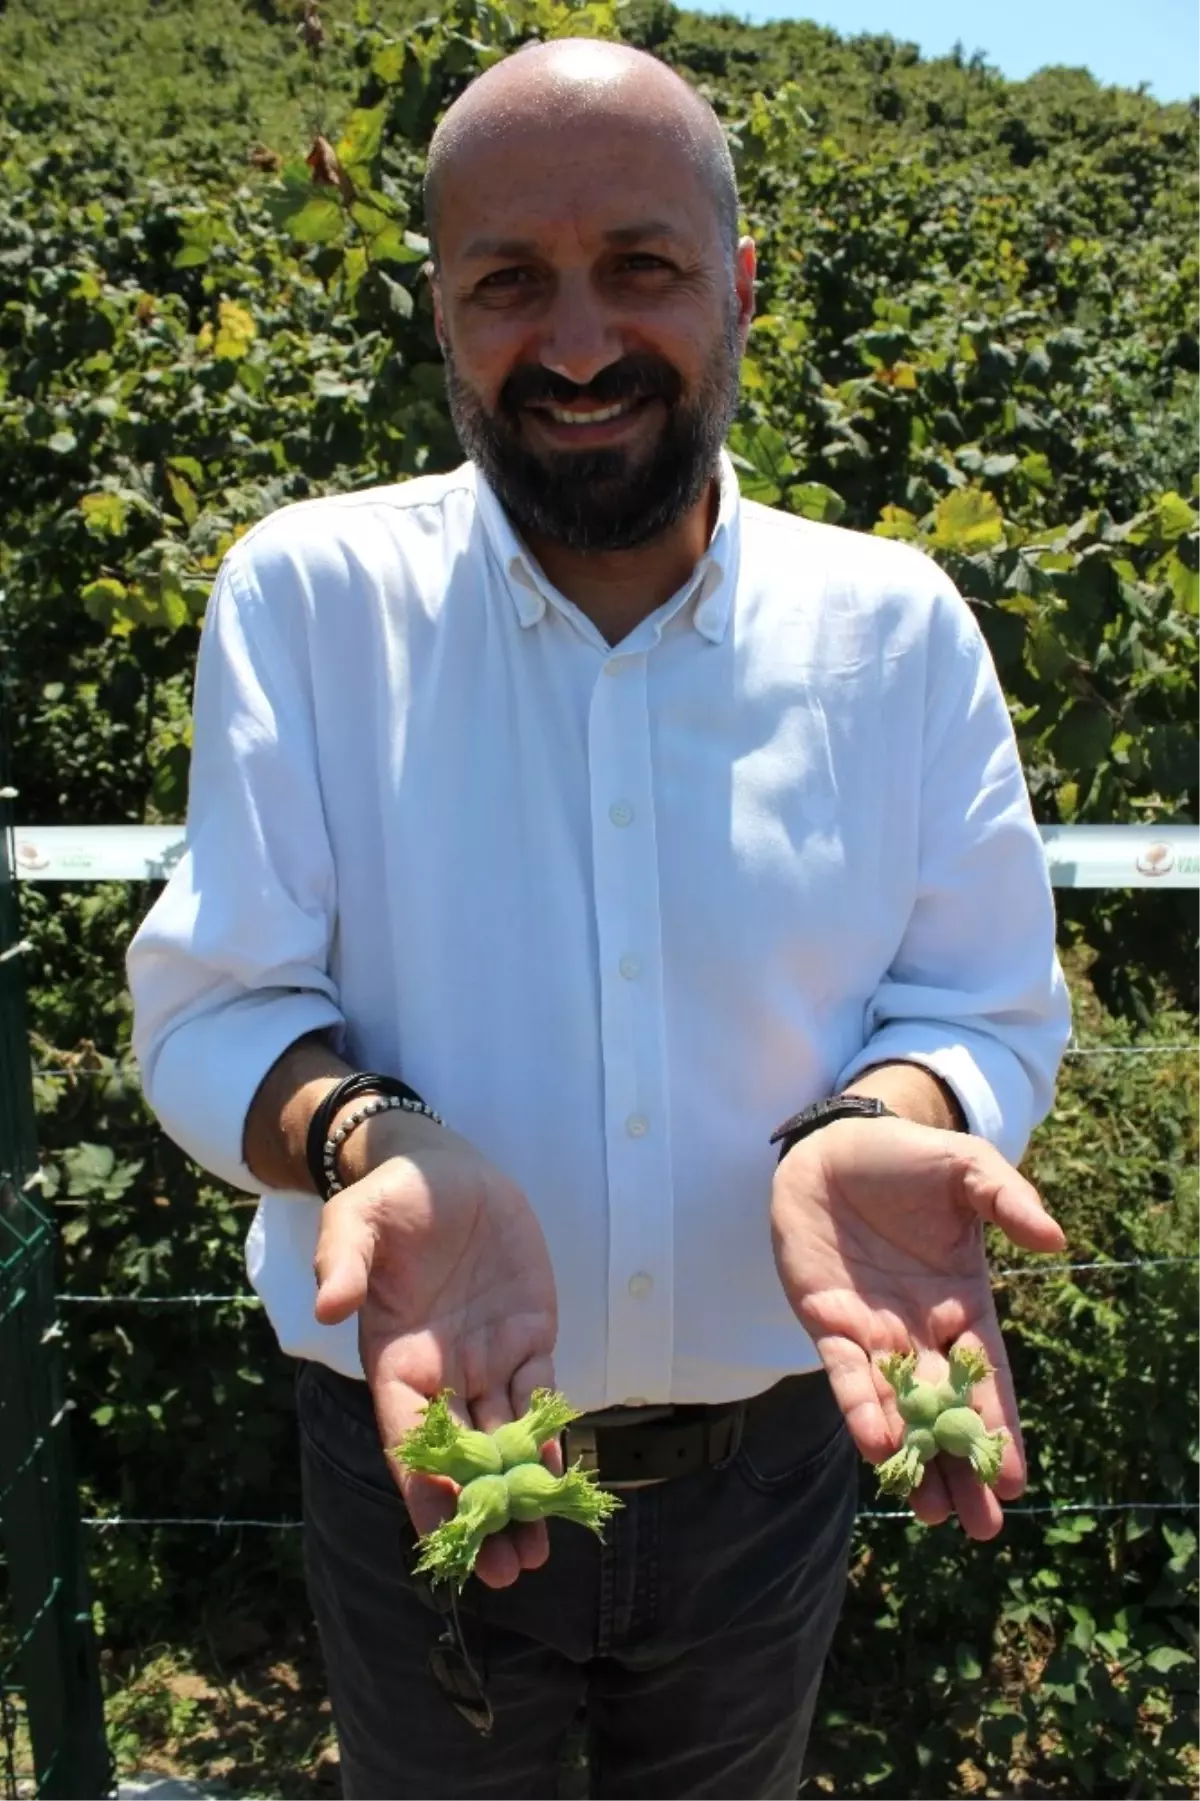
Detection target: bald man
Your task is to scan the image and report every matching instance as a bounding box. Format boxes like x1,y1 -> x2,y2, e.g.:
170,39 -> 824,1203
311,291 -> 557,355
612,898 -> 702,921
127,36 -> 1070,1801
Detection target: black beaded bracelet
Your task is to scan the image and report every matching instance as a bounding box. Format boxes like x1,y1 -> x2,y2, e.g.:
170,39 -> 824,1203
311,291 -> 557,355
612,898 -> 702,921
305,1072 -> 443,1200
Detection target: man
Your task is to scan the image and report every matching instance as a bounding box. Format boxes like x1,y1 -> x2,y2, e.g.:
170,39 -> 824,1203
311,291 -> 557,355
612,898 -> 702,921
127,37 -> 1072,1801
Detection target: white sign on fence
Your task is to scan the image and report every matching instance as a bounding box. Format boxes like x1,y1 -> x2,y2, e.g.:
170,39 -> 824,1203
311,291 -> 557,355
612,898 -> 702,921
6,822 -> 1200,889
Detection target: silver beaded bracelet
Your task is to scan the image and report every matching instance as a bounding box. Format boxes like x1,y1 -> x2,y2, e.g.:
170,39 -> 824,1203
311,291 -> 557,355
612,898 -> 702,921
322,1093 -> 444,1197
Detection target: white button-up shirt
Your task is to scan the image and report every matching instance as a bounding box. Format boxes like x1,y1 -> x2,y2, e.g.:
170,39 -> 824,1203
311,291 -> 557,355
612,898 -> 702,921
126,453 -> 1070,1409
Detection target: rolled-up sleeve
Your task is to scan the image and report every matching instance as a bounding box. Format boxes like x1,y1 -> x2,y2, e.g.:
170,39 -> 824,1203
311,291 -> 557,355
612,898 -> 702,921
835,584 -> 1072,1164
126,547 -> 343,1192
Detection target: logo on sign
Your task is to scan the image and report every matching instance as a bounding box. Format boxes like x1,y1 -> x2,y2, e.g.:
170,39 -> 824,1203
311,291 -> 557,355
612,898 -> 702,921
14,840 -> 49,872
1135,843 -> 1174,878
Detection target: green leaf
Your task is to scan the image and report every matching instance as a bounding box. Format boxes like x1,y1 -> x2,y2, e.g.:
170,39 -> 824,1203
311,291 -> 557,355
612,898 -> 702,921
1166,551 -> 1198,614
62,1140 -> 115,1195
1028,625 -> 1072,682
80,577 -> 129,623
1020,451 -> 1054,491
164,468 -> 198,527
212,300 -> 257,361
336,103 -> 387,179
357,264 -> 413,321
266,190 -> 344,245
80,491 -> 129,536
1162,1523 -> 1196,1569
1051,703 -> 1114,771
931,488 -> 1005,552
48,428 -> 78,455
1144,1645 -> 1193,1674
367,223 -> 427,265
151,574 -> 191,633
955,1643 -> 983,1681
1151,491 -> 1197,544
787,482 -> 845,524
727,422 -> 796,504
873,504 -> 919,541
167,455 -> 204,484
371,41 -> 407,84
172,222 -> 213,269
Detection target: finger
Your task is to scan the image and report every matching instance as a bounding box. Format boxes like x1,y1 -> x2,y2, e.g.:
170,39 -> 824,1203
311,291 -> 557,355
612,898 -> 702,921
313,1194 -> 376,1325
471,1352 -> 557,1437
400,1469 -> 459,1537
473,1531 -> 522,1589
509,1518 -> 550,1571
818,1332 -> 907,1463
510,1354 -> 558,1420
950,1324 -> 1027,1500
960,1146 -> 1066,1255
370,1375 -> 436,1465
943,1454 -> 1006,1541
908,1461 -> 953,1527
472,1384 -> 517,1437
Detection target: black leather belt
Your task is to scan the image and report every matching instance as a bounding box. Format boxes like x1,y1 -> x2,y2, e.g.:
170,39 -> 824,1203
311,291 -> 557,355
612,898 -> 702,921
563,1399 -> 742,1488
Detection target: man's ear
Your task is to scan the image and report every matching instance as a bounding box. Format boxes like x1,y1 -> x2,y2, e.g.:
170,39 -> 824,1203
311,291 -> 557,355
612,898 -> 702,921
428,265 -> 447,351
734,236 -> 757,347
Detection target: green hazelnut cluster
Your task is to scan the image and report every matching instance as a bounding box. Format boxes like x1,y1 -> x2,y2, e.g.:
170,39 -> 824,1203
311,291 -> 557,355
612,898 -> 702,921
392,1389 -> 621,1588
875,1345 -> 1009,1498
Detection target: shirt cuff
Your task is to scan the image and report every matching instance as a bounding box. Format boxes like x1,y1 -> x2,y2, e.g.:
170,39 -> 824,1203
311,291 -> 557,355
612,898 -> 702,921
139,989 -> 346,1194
834,1021 -> 1032,1164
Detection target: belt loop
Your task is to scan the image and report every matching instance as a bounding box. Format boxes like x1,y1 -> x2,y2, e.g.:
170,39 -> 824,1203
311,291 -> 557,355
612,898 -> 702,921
710,1401 -> 745,1470
565,1424 -> 598,1474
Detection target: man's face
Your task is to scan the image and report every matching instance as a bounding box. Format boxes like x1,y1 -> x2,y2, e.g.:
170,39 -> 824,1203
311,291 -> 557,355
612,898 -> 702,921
430,109 -> 755,552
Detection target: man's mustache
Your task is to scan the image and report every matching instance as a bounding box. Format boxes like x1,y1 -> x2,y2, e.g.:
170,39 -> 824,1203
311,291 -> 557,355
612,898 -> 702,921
500,354 -> 684,416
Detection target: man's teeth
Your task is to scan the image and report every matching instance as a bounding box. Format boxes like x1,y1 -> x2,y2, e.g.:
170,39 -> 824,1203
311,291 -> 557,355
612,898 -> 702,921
545,400 -> 635,425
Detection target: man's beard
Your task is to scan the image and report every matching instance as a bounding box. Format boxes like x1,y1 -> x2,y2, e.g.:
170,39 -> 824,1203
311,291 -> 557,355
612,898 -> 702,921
443,318 -> 741,554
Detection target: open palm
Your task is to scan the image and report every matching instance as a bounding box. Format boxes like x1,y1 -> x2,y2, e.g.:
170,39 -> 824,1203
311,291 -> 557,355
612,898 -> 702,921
770,1115 -> 1065,1538
313,1123 -> 559,1587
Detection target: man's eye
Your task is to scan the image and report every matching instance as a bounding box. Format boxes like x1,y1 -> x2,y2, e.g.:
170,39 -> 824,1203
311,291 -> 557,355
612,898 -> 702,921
477,267 -> 535,290
618,254 -> 671,272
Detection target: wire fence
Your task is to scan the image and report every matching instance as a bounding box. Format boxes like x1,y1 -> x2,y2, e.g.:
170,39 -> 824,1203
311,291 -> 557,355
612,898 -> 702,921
35,1031 -> 1199,1538
58,1251 -> 1200,1532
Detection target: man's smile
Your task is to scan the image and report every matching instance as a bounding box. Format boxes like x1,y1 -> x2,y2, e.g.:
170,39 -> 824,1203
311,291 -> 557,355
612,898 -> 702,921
521,393 -> 664,451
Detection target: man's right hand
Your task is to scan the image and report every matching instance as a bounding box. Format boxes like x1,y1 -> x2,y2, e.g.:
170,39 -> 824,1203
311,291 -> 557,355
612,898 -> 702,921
311,1112 -> 559,1590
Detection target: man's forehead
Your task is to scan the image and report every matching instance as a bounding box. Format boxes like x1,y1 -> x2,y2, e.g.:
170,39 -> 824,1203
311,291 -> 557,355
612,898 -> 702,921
457,217 -> 691,262
433,124 -> 713,251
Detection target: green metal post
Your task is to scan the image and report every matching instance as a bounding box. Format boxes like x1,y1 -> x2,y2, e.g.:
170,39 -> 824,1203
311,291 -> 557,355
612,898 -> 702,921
0,737 -> 111,1797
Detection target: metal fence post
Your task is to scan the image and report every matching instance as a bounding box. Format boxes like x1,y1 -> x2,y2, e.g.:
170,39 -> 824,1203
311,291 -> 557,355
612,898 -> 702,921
0,753 -> 111,1797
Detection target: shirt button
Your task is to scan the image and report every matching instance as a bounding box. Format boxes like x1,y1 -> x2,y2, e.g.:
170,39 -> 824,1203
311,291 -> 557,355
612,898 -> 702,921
618,953 -> 642,980
627,1271 -> 654,1300
609,801 -> 634,828
625,1113 -> 649,1138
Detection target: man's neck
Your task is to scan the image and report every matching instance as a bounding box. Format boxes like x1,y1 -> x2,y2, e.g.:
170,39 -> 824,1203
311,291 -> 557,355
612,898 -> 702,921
522,480 -> 719,648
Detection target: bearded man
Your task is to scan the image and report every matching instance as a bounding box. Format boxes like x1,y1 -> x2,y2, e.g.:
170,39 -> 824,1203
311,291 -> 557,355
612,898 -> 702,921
127,37 -> 1071,1801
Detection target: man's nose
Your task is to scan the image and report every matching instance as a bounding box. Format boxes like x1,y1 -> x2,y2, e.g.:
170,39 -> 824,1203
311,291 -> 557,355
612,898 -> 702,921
537,276 -> 624,389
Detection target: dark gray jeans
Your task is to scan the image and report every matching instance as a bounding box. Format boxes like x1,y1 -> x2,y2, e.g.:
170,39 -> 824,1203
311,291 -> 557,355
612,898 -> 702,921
297,1358 -> 858,1800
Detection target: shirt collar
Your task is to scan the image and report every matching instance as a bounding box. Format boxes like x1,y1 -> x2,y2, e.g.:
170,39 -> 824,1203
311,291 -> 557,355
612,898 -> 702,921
471,450 -> 742,646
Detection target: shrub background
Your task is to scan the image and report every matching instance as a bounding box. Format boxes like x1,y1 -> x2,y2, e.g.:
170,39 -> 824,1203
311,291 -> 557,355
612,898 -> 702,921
1,0 -> 1196,1794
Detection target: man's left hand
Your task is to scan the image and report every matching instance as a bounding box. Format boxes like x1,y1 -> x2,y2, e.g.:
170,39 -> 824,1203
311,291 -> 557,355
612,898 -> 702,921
769,1116 -> 1065,1539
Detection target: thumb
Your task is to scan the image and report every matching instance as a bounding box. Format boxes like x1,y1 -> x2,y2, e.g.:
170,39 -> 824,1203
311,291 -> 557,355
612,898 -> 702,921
313,1193 -> 377,1325
960,1143 -> 1066,1255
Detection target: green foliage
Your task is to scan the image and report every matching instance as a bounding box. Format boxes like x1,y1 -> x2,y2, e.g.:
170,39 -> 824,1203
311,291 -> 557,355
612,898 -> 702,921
0,1 -> 1196,1794
803,976 -> 1198,1799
